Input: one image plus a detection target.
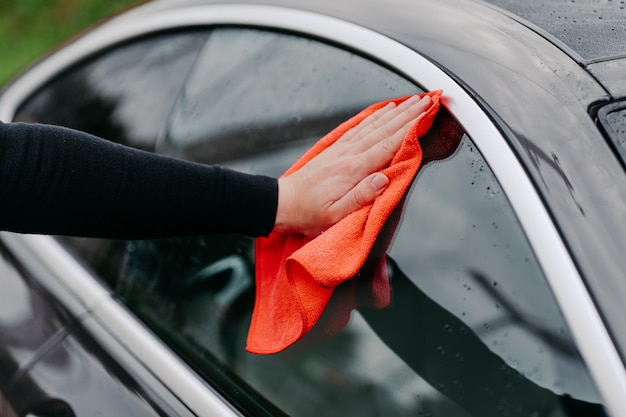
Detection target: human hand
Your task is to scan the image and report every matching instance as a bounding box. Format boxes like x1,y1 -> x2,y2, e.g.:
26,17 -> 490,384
274,94 -> 433,237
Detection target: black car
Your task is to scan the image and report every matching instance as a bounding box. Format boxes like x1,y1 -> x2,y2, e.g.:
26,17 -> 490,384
1,0 -> 625,416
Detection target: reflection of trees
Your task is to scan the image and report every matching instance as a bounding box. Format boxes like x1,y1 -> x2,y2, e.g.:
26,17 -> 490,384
15,71 -> 132,148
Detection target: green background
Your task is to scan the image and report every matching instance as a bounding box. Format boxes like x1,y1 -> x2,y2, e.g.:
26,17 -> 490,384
0,0 -> 140,86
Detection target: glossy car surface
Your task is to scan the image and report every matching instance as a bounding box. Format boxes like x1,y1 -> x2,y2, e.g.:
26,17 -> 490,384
1,0 -> 625,416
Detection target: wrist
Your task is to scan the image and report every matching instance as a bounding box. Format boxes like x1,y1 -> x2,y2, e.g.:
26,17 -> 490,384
273,177 -> 295,234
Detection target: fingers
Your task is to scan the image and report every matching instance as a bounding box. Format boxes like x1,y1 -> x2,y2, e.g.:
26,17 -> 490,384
359,112 -> 421,172
333,95 -> 431,185
338,102 -> 397,144
273,93 -> 435,237
340,95 -> 432,152
328,172 -> 390,223
326,95 -> 433,223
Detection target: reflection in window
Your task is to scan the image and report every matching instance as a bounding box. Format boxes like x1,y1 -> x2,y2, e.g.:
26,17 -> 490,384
14,31 -> 210,285
391,138 -> 591,396
161,27 -> 418,169
116,134 -> 606,417
15,30 -> 208,150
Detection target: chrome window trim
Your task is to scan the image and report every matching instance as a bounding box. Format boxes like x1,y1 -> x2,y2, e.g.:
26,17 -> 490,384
0,233 -> 241,417
1,3 -> 624,415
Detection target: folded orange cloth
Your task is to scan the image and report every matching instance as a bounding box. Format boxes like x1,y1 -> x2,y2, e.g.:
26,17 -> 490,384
247,91 -> 443,354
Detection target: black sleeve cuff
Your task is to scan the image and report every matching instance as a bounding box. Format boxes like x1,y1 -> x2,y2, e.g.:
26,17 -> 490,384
0,121 -> 279,238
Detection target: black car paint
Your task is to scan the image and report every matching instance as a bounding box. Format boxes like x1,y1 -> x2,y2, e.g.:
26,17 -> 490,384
9,315 -> 197,417
0,238 -> 194,416
0,240 -> 82,416
482,0 -> 626,61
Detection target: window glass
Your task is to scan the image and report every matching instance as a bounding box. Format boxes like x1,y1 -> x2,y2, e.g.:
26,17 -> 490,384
159,27 -> 417,169
38,26 -> 605,416
122,28 -> 606,416
13,31 -> 209,285
15,30 -> 208,151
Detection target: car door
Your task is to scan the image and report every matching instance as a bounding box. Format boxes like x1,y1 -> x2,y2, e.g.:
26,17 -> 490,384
2,11 -> 612,417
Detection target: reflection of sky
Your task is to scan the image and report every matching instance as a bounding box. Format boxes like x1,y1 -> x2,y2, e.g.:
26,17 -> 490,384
243,311 -> 470,416
224,139 -> 311,177
85,33 -> 207,148
165,27 -> 418,148
346,313 -> 470,415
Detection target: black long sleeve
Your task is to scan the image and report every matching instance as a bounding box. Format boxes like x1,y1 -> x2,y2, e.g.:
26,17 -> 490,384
0,121 -> 278,238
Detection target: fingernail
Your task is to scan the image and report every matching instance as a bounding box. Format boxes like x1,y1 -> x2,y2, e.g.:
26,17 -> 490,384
370,173 -> 389,192
406,95 -> 420,104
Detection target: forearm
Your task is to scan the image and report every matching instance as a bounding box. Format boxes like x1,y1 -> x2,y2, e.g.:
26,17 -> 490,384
0,122 -> 278,238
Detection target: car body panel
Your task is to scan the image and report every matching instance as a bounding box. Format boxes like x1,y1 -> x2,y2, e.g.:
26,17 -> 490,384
0,235 -> 205,417
0,238 -> 86,395
7,315 -> 199,417
481,0 -> 626,61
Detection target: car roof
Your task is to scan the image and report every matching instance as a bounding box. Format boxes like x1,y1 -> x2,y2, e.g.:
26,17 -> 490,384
142,0 -> 626,62
483,0 -> 626,61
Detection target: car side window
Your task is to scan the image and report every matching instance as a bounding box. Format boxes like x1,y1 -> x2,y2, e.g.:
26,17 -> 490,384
158,27 -> 417,170
14,30 -> 208,151
114,28 -> 605,417
19,26 -> 604,416
13,30 -> 209,284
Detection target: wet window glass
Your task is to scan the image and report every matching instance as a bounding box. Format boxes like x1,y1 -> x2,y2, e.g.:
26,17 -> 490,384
27,26 -> 605,417
159,27 -> 416,170
15,30 -> 208,151
14,30 -> 209,281
120,28 -> 605,416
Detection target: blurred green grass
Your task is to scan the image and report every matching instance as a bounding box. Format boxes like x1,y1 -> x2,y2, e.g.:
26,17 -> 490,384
0,0 -> 140,86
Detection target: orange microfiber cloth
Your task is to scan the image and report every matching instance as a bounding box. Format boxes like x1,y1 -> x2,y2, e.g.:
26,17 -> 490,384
248,91 -> 443,354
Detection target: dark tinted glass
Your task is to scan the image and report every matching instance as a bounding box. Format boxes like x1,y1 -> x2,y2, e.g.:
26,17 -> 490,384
13,31 -> 208,285
15,31 -> 207,150
114,28 -> 604,416
34,25 -> 605,417
159,27 -> 416,167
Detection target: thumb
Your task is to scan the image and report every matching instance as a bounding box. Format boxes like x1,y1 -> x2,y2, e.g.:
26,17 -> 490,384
331,172 -> 389,219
